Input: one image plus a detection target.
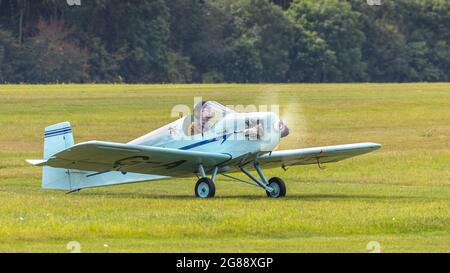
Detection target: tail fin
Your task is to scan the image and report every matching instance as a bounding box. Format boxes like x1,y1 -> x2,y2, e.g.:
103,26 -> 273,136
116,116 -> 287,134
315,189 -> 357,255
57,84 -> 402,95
44,122 -> 74,159
41,122 -> 78,190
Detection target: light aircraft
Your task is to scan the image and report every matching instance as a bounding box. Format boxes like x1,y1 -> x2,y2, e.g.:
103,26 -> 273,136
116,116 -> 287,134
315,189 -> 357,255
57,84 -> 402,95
27,101 -> 381,198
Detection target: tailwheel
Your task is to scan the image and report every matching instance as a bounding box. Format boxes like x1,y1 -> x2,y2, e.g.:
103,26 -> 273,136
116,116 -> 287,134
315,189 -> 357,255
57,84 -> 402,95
195,177 -> 216,198
266,177 -> 286,198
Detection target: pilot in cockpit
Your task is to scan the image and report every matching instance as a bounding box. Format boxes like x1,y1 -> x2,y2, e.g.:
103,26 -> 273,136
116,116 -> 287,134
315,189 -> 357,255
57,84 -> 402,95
187,101 -> 263,139
188,101 -> 222,135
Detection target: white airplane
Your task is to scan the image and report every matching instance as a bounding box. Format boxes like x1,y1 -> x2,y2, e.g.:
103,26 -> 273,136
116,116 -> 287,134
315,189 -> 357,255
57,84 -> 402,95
27,101 -> 381,198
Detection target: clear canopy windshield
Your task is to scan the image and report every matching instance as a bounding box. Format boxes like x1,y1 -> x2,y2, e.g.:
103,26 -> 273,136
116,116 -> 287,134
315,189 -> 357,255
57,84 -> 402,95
186,101 -> 234,135
196,101 -> 234,117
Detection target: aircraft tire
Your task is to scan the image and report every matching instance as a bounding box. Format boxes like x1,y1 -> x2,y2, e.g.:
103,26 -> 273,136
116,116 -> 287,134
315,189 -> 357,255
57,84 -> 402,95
195,177 -> 216,198
266,177 -> 286,198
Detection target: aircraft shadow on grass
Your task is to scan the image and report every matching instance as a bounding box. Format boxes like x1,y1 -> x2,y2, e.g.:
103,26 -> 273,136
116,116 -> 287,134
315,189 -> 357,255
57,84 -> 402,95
75,191 -> 415,201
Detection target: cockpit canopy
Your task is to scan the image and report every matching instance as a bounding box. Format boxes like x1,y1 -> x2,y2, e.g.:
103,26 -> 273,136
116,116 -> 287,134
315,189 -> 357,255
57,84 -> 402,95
183,101 -> 234,136
193,101 -> 235,119
180,101 -> 288,139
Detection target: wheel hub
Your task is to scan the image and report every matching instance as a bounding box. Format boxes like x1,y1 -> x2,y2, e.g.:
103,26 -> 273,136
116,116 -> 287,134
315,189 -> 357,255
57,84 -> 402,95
197,182 -> 210,198
269,183 -> 280,197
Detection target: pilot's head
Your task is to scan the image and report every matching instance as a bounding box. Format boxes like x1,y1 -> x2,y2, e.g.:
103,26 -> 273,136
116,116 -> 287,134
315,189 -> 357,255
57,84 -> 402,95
194,101 -> 213,125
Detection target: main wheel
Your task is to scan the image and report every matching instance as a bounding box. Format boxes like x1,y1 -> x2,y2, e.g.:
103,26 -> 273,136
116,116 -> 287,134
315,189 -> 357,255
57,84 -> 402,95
266,177 -> 286,198
195,177 -> 216,198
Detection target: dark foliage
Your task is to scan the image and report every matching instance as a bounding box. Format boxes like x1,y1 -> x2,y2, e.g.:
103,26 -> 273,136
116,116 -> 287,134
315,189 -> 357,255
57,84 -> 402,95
0,0 -> 448,83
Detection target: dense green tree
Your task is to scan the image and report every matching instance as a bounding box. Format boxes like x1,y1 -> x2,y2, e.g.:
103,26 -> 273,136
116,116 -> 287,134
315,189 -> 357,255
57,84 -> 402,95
351,0 -> 450,82
171,1 -> 234,82
23,19 -> 89,83
0,0 -> 448,83
215,0 -> 293,82
167,51 -> 195,83
49,0 -> 171,82
288,0 -> 367,82
271,0 -> 293,10
93,0 -> 171,83
0,28 -> 24,82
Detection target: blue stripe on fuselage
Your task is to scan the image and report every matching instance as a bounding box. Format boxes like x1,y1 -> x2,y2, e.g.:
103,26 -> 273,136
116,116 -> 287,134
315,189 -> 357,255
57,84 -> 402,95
179,133 -> 232,150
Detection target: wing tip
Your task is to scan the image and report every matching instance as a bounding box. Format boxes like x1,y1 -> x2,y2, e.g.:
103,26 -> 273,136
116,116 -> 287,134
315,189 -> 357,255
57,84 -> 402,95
369,142 -> 382,149
26,159 -> 47,166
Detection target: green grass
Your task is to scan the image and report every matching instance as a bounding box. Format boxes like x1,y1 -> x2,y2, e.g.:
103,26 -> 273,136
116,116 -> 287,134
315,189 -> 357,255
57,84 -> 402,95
0,83 -> 449,252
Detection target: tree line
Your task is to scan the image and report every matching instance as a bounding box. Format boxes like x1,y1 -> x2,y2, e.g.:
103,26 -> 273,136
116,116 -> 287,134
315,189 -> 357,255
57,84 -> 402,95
0,0 -> 449,83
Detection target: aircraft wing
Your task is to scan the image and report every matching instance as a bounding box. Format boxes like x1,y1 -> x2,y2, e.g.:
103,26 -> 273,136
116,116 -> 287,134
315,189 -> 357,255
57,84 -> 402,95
257,142 -> 381,169
32,141 -> 232,177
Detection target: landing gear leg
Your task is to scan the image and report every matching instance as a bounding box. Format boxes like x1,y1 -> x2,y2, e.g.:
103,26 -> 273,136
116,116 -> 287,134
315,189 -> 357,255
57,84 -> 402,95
240,162 -> 287,198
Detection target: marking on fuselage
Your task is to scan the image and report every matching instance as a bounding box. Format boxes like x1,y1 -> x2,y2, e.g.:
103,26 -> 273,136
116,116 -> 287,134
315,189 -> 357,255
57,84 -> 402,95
179,132 -> 233,150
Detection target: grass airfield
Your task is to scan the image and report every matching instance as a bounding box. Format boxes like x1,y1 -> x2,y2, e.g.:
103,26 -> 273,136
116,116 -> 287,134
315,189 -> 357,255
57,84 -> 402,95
0,83 -> 448,252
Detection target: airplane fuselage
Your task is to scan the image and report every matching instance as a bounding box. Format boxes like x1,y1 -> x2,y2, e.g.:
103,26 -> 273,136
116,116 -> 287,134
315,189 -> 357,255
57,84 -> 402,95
128,112 -> 283,171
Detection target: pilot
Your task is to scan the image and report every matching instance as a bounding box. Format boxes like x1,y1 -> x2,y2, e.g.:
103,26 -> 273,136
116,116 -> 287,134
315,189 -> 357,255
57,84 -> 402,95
186,101 -> 265,139
188,101 -> 216,135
